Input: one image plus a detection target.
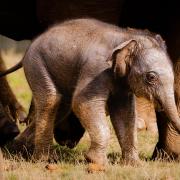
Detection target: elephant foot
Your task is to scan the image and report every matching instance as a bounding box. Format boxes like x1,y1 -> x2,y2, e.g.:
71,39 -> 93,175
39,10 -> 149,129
86,163 -> 106,173
121,158 -> 141,167
152,111 -> 180,161
4,138 -> 34,159
151,144 -> 179,161
85,149 -> 108,166
122,150 -> 140,166
32,148 -> 58,163
4,122 -> 35,159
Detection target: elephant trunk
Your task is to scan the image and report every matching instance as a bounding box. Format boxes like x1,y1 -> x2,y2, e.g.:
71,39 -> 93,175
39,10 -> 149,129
158,91 -> 180,133
152,111 -> 180,160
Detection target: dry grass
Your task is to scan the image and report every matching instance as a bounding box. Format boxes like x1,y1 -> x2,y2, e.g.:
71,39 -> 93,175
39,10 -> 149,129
1,37 -> 180,179
2,131 -> 180,180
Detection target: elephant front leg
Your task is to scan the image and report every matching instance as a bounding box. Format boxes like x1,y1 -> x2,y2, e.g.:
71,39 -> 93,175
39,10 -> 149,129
72,97 -> 110,166
108,92 -> 139,165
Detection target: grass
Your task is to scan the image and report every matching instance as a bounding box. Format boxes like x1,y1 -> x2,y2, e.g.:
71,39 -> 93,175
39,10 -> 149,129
2,131 -> 180,180
1,39 -> 180,179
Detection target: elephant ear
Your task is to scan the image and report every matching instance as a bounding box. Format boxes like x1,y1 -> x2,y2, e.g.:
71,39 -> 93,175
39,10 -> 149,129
108,39 -> 138,77
154,34 -> 167,50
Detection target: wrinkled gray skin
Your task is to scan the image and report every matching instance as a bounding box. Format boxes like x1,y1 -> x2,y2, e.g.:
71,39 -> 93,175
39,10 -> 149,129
2,19 -> 179,165
152,60 -> 180,160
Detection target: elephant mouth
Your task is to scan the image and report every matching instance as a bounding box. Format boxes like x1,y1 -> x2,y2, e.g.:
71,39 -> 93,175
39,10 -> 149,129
154,98 -> 164,112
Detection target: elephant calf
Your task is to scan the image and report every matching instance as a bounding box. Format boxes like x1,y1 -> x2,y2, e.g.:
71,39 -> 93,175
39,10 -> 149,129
1,19 -> 179,166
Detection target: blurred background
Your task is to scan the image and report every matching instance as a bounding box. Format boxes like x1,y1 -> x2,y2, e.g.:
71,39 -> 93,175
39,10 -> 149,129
0,35 -> 31,111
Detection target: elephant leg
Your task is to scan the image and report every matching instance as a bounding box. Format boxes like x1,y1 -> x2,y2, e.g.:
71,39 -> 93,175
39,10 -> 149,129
54,111 -> 85,149
108,92 -> 139,165
152,111 -> 180,161
7,97 -> 84,157
5,107 -> 36,157
0,56 -> 26,123
72,96 -> 110,165
33,89 -> 60,160
25,97 -> 85,149
6,121 -> 35,156
24,61 -> 61,161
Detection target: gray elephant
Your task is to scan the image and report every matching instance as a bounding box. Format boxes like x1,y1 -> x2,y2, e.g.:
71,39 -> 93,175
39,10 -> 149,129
1,19 -> 179,166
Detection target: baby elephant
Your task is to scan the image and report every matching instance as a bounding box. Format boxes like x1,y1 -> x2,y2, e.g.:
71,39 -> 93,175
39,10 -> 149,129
1,19 -> 179,166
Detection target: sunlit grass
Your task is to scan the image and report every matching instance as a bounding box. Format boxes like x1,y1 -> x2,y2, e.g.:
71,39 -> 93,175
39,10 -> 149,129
2,132 -> 180,180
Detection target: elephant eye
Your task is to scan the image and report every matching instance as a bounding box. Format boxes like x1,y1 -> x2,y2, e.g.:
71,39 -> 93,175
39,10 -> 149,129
145,71 -> 158,85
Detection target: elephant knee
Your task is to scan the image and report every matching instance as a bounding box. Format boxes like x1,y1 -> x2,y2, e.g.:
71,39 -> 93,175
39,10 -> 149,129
72,96 -> 86,115
90,124 -> 110,149
72,95 -> 110,148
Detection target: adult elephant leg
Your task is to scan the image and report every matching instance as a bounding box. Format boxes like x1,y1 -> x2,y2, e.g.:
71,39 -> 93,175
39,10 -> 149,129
5,107 -> 36,157
108,91 -> 139,165
0,55 -> 26,123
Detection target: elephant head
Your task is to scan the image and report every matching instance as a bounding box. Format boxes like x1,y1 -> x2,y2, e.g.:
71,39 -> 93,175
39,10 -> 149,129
109,34 -> 180,133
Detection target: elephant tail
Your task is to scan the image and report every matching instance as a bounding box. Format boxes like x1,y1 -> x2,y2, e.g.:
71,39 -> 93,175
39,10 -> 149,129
0,60 -> 23,77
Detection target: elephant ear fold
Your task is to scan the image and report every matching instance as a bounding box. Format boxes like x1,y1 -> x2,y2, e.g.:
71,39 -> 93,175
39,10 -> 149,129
108,39 -> 138,77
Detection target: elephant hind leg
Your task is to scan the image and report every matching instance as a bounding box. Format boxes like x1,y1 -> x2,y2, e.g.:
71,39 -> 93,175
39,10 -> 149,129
24,58 -> 61,160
